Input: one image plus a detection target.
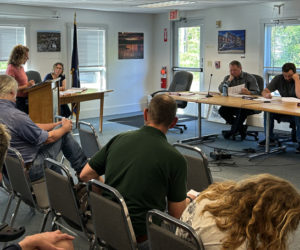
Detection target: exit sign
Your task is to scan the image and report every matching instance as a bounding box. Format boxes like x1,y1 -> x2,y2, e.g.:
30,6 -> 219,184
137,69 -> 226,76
169,10 -> 179,21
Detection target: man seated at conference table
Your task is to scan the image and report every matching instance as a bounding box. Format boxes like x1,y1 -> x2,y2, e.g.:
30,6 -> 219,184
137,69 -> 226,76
259,62 -> 300,153
218,60 -> 260,140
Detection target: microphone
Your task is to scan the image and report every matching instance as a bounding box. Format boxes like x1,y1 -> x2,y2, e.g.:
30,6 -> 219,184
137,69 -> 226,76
206,73 -> 213,98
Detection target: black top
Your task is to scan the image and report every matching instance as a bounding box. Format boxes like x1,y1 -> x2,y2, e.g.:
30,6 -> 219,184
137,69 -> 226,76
266,74 -> 297,97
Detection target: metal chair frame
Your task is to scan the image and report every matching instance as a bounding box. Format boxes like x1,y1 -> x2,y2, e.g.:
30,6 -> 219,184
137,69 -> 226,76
44,158 -> 94,248
173,143 -> 212,192
4,147 -> 50,232
146,209 -> 204,250
87,179 -> 138,250
78,121 -> 101,159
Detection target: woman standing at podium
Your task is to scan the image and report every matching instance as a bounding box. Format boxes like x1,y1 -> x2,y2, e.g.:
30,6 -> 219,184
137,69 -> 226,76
6,45 -> 35,114
44,62 -> 71,118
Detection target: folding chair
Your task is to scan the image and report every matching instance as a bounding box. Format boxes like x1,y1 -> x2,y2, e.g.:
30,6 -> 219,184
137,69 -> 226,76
1,164 -> 13,224
173,143 -> 212,192
87,179 -> 138,250
147,209 -> 204,250
78,121 -> 101,158
43,158 -> 94,248
4,147 -> 50,232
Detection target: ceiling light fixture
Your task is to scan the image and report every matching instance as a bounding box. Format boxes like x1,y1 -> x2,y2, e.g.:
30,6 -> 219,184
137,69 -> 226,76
137,1 -> 195,8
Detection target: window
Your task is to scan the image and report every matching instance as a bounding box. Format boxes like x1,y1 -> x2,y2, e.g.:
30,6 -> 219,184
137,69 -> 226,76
73,27 -> 106,90
264,22 -> 300,83
0,25 -> 26,73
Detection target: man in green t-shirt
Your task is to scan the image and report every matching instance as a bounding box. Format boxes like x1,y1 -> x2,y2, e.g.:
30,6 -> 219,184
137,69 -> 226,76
80,94 -> 191,247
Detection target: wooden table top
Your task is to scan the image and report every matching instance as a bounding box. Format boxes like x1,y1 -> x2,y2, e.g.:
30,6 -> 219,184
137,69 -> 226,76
60,89 -> 113,104
169,92 -> 300,117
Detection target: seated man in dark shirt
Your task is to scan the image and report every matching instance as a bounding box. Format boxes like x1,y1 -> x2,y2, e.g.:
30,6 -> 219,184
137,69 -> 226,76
0,75 -> 87,182
259,63 -> 300,152
218,60 -> 260,140
80,94 -> 193,250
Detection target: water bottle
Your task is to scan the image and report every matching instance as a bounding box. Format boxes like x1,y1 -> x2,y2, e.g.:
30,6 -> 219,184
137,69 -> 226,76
222,82 -> 228,96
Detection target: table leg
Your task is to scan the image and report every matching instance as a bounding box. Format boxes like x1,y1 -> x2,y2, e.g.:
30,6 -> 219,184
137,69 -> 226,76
99,94 -> 104,133
179,103 -> 218,145
76,102 -> 80,129
249,111 -> 285,159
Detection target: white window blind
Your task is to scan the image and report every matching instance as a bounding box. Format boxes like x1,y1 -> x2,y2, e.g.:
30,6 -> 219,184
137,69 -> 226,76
78,29 -> 105,67
0,26 -> 25,61
72,27 -> 106,90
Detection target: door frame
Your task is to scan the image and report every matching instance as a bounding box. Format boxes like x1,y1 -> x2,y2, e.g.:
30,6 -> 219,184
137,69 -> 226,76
171,18 -> 205,90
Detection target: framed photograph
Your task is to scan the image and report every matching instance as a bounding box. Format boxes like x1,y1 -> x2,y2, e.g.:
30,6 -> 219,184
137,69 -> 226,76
207,104 -> 225,124
218,30 -> 245,54
118,32 -> 144,59
37,31 -> 61,52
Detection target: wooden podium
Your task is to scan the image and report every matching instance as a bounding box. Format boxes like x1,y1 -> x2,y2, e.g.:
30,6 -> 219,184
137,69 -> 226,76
25,80 -> 59,124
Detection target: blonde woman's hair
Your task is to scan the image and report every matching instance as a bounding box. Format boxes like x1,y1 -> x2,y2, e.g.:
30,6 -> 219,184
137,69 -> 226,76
0,75 -> 18,98
196,174 -> 300,250
0,124 -> 11,169
8,45 -> 29,67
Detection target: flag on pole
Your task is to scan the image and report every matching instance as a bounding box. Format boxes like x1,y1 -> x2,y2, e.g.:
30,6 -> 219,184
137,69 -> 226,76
71,12 -> 80,115
71,12 -> 80,88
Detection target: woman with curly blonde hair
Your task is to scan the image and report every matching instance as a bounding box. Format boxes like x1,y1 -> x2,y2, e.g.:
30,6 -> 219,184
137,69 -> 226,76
6,45 -> 35,113
178,174 -> 300,250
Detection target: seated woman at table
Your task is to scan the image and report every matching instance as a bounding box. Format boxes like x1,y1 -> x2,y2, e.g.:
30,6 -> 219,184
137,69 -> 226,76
6,45 -> 35,114
44,62 -> 71,118
177,174 -> 300,250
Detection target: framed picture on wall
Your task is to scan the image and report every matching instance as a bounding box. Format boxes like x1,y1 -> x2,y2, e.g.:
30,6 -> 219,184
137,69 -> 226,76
118,32 -> 144,59
37,31 -> 61,52
218,30 -> 245,54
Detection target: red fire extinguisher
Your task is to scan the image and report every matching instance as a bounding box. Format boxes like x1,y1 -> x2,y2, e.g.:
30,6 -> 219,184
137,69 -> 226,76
161,66 -> 167,89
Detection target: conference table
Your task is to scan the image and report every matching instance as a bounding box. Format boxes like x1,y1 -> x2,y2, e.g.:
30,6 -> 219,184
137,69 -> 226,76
60,89 -> 113,132
169,92 -> 300,158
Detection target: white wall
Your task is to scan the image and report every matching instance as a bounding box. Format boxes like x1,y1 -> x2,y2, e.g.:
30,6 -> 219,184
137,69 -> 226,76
0,4 -> 155,118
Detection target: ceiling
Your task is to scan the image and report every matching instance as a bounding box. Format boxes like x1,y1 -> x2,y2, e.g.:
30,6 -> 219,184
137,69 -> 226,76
0,0 -> 284,14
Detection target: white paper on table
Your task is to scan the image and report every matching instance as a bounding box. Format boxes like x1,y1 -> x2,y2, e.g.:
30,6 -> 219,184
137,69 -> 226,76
281,97 -> 300,103
229,94 -> 246,98
228,84 -> 245,96
60,88 -> 87,96
252,97 -> 273,102
169,92 -> 195,96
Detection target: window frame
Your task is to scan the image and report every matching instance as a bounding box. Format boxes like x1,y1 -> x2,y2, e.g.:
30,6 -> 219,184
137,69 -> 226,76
67,23 -> 107,90
263,19 -> 300,85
